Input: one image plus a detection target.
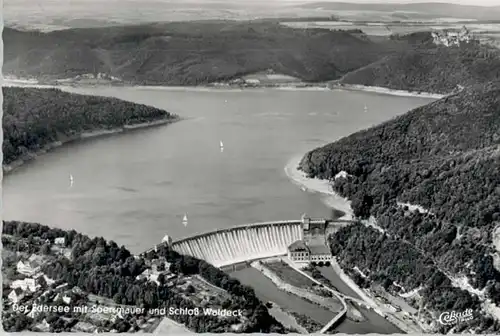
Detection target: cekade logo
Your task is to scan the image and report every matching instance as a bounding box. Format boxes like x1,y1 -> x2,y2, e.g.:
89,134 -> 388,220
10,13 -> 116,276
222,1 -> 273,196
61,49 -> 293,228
438,309 -> 474,325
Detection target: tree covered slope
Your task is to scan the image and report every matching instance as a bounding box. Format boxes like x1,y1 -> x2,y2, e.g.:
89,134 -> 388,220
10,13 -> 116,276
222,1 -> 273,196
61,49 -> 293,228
339,43 -> 500,94
2,87 -> 177,166
300,81 -> 500,331
3,22 -> 417,85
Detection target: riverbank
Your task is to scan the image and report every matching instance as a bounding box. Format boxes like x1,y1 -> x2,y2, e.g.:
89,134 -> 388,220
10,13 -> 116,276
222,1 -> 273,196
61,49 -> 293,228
2,117 -> 180,175
251,260 -> 344,314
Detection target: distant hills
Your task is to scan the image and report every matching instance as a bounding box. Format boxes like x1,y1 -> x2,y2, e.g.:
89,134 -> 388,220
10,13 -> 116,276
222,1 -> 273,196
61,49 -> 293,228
3,21 -> 410,85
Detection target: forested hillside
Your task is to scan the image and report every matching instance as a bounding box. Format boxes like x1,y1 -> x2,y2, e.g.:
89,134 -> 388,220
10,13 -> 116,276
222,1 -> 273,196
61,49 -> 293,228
3,22 -> 421,85
2,87 -> 177,166
329,224 -> 500,334
340,43 -> 500,94
300,81 -> 500,331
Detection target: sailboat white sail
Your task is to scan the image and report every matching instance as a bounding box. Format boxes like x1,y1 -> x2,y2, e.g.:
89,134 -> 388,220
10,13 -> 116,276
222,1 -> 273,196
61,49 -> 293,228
220,140 -> 224,152
182,214 -> 188,226
69,174 -> 74,187
364,105 -> 368,113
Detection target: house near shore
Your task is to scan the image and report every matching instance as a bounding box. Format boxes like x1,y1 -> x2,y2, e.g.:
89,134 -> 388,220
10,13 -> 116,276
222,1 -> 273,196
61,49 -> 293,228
244,78 -> 260,85
55,237 -> 66,246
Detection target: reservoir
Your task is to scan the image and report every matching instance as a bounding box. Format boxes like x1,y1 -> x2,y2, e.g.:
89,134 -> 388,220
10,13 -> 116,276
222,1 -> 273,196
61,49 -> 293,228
3,86 -> 433,254
3,85 -> 433,333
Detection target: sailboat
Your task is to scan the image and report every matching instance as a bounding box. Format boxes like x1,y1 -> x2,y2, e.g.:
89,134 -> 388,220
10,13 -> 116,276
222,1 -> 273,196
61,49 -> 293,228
182,214 -> 188,227
364,105 -> 368,113
220,140 -> 224,152
301,186 -> 306,192
69,174 -> 74,187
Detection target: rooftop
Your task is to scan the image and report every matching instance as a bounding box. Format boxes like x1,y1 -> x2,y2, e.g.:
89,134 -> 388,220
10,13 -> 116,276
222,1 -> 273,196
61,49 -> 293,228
288,240 -> 309,252
308,244 -> 331,255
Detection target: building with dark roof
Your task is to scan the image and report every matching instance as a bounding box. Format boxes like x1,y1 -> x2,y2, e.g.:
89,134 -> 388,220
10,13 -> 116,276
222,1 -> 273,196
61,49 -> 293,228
287,214 -> 333,264
287,239 -> 332,264
287,240 -> 310,262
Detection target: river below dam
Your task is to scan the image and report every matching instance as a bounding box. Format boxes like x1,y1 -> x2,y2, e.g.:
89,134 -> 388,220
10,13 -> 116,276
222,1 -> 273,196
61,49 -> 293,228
231,266 -> 401,334
3,85 -> 433,333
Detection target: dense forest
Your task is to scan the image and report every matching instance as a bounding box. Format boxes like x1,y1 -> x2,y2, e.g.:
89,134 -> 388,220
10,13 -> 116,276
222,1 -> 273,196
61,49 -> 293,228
300,81 -> 500,331
2,221 -> 284,333
329,224 -> 500,334
3,22 -> 428,85
2,87 -> 177,166
340,43 -> 500,94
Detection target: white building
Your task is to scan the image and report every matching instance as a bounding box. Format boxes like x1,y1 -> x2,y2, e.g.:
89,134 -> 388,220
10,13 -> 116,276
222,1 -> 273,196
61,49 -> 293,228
55,237 -> 66,246
244,78 -> 260,85
62,295 -> 72,304
17,260 -> 41,276
308,245 -> 332,263
11,278 -> 38,292
287,240 -> 310,262
287,240 -> 332,264
136,269 -> 152,280
8,288 -> 25,303
53,293 -> 72,304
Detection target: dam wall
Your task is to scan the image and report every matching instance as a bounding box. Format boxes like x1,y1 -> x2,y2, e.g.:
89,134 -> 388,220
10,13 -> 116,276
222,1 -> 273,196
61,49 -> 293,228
171,221 -> 304,268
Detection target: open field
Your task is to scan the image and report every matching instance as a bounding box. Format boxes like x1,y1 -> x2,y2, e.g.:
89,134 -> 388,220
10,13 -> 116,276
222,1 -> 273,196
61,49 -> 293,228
6,0 -> 500,32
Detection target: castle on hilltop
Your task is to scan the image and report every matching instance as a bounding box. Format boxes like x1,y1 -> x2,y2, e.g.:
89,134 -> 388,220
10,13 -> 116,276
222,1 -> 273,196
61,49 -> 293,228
431,26 -> 473,47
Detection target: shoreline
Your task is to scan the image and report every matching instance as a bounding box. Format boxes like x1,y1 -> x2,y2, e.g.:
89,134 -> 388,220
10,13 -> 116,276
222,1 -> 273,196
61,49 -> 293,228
284,154 -> 354,220
330,83 -> 447,99
3,117 -> 180,175
3,78 -> 447,98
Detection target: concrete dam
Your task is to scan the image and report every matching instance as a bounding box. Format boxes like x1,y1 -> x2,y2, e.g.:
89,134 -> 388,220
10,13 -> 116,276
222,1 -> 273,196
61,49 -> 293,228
171,221 -> 304,268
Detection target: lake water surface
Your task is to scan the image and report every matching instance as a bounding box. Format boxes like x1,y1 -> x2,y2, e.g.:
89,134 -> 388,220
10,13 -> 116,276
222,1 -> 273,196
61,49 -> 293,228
3,86 -> 433,254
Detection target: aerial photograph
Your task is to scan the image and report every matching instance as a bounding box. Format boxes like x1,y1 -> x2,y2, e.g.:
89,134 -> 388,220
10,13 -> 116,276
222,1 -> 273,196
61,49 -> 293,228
2,0 -> 500,333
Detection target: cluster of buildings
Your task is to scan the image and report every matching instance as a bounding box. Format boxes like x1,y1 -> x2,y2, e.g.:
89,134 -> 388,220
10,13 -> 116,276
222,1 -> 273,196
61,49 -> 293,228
431,26 -> 473,47
8,255 -> 56,303
287,214 -> 333,265
7,237 -> 68,304
136,245 -> 177,286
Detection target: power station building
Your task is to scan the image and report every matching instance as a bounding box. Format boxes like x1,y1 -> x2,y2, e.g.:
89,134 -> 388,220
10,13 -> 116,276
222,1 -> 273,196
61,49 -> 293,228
287,214 -> 332,264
